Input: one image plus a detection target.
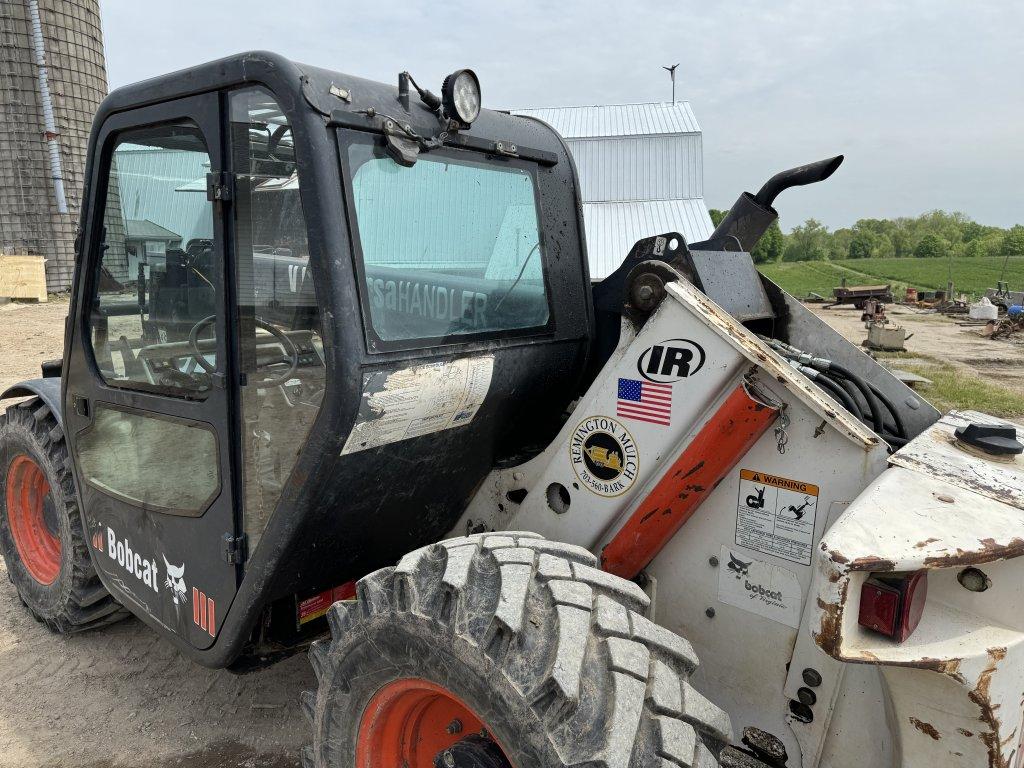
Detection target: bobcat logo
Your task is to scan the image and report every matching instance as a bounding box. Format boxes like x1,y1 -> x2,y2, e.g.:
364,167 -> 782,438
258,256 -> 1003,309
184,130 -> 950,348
727,553 -> 752,579
162,556 -> 188,606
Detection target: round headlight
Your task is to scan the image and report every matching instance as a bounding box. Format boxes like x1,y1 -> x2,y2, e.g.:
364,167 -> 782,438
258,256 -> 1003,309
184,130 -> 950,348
442,68 -> 481,126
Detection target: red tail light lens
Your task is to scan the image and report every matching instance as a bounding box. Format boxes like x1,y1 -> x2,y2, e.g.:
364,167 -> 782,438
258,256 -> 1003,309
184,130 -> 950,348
858,571 -> 928,642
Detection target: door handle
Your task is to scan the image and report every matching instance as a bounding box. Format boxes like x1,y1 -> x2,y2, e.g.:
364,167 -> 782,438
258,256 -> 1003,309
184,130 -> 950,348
72,394 -> 90,418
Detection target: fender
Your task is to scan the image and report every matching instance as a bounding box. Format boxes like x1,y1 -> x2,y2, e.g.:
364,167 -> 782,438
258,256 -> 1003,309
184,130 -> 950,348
0,378 -> 64,427
813,411 -> 1024,768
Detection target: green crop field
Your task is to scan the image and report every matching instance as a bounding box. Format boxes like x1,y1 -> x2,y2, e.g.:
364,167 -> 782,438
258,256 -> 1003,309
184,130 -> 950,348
760,256 -> 1024,299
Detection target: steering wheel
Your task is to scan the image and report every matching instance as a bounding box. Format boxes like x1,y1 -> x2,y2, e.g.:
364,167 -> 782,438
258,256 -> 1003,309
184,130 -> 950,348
188,315 -> 299,388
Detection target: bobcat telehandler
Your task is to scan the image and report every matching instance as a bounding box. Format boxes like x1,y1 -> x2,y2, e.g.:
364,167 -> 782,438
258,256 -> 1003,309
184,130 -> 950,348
2,51 -> 1023,768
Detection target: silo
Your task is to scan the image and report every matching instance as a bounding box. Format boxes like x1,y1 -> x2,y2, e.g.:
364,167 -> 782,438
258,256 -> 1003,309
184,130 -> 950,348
0,0 -> 108,292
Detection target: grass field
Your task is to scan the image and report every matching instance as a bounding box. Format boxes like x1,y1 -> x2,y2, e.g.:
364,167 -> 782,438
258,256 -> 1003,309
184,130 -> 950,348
760,255 -> 1024,299
872,352 -> 1024,418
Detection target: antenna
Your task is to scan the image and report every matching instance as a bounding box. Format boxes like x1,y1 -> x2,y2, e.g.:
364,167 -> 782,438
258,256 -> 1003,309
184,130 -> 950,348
662,63 -> 680,103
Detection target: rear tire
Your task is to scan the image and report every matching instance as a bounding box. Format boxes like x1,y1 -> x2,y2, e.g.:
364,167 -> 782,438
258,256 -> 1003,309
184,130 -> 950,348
0,397 -> 128,633
303,532 -> 731,767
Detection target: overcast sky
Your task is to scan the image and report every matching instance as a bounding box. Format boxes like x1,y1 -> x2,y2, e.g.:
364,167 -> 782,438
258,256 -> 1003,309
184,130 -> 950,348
100,0 -> 1022,232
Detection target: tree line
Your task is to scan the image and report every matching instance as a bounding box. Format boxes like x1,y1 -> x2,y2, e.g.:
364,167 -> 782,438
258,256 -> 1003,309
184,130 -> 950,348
707,209 -> 1024,264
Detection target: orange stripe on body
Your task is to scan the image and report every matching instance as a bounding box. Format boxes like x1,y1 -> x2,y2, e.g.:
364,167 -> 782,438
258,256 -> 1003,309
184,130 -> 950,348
601,383 -> 779,580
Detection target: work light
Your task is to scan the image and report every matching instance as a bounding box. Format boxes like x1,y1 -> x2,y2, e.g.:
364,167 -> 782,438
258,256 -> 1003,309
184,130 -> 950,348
442,69 -> 481,127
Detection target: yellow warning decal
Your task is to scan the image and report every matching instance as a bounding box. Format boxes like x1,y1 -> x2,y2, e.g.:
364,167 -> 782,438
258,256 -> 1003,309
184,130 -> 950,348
740,469 -> 819,496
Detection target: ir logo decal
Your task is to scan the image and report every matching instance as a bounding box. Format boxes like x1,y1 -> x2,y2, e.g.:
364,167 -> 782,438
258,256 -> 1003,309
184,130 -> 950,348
569,416 -> 639,497
637,339 -> 706,383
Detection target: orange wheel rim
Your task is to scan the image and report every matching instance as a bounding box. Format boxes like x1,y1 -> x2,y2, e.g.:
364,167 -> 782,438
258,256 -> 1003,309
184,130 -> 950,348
5,455 -> 61,585
355,677 -> 511,767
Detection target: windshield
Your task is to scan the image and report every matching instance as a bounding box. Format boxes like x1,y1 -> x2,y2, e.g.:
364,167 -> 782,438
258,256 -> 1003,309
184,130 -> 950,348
346,139 -> 550,345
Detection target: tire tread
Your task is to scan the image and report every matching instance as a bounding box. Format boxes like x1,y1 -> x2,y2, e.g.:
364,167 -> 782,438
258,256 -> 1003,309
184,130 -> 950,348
304,533 -> 731,767
0,398 -> 128,634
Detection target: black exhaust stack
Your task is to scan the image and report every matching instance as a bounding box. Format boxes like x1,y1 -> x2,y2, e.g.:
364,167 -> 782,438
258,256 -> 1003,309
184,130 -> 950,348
695,155 -> 844,252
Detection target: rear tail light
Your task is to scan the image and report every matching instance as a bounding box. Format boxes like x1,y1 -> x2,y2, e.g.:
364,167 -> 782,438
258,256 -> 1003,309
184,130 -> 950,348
858,571 -> 928,642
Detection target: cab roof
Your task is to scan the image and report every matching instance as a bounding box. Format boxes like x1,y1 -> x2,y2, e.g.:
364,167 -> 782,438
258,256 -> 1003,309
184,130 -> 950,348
97,50 -> 571,168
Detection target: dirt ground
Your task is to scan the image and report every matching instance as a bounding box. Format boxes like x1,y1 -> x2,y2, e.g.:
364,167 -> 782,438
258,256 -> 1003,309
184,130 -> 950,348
0,297 -> 311,767
808,302 -> 1024,398
0,297 -> 1021,767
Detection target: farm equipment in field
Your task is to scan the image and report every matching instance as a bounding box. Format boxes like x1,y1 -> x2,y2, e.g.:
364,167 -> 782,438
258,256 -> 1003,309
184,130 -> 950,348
828,282 -> 894,309
987,281 -> 1024,312
2,52 -> 1024,768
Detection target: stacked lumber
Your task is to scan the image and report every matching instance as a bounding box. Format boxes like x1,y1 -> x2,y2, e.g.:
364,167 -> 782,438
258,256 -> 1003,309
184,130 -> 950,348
0,254 -> 48,302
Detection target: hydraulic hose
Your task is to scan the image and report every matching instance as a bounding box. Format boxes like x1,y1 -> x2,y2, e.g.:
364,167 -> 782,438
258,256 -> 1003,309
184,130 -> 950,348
867,381 -> 907,439
819,371 -> 872,426
822,362 -> 885,434
759,334 -> 910,449
810,374 -> 861,416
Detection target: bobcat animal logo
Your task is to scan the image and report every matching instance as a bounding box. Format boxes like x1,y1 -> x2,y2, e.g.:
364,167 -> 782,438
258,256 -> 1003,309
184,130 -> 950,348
787,497 -> 812,521
745,486 -> 766,509
162,555 -> 188,606
91,529 -> 104,551
727,552 -> 752,578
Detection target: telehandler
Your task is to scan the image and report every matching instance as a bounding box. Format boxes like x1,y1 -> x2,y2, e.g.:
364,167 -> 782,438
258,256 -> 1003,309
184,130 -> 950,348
2,52 -> 1023,768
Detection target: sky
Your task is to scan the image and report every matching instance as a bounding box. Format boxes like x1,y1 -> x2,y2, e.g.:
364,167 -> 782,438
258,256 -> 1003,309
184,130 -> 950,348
99,0 -> 1023,232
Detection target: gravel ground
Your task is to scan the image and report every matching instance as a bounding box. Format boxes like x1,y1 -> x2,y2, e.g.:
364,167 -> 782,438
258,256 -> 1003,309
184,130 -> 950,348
807,303 -> 1024,398
0,297 -> 312,768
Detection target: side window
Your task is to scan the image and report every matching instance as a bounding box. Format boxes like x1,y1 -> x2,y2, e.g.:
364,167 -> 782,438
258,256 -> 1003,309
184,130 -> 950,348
90,124 -> 218,398
230,88 -> 325,554
76,405 -> 219,515
347,140 -> 550,345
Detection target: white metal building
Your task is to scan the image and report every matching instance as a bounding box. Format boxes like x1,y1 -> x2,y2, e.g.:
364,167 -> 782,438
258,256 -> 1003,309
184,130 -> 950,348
514,102 -> 714,279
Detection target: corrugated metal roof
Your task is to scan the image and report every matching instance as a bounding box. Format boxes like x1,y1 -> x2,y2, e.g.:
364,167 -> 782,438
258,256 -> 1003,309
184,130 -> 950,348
125,219 -> 180,240
514,102 -> 701,139
583,199 -> 714,279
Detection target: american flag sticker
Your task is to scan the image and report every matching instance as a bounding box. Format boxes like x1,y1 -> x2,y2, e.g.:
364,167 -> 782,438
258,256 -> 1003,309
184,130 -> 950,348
617,378 -> 672,426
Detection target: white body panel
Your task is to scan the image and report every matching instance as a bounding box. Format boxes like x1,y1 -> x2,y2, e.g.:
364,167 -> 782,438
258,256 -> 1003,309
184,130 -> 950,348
456,273 -> 1024,768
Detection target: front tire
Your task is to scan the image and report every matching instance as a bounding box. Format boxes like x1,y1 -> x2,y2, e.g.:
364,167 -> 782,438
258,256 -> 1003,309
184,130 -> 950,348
0,397 -> 128,633
303,532 -> 731,767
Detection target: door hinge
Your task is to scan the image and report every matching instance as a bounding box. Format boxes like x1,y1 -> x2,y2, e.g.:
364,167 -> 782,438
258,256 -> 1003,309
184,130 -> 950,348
222,533 -> 248,565
206,171 -> 233,202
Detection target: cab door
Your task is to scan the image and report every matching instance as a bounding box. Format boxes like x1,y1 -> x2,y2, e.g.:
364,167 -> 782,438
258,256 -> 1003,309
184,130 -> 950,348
64,94 -> 240,649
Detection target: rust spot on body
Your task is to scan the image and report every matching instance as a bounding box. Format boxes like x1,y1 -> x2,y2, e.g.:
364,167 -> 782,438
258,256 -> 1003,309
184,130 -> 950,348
916,537 -> 941,548
828,549 -> 851,564
968,646 -> 1009,768
910,718 -> 941,740
814,597 -> 842,657
814,581 -> 850,658
850,555 -> 897,572
924,538 -> 1024,568
677,461 -> 704,480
